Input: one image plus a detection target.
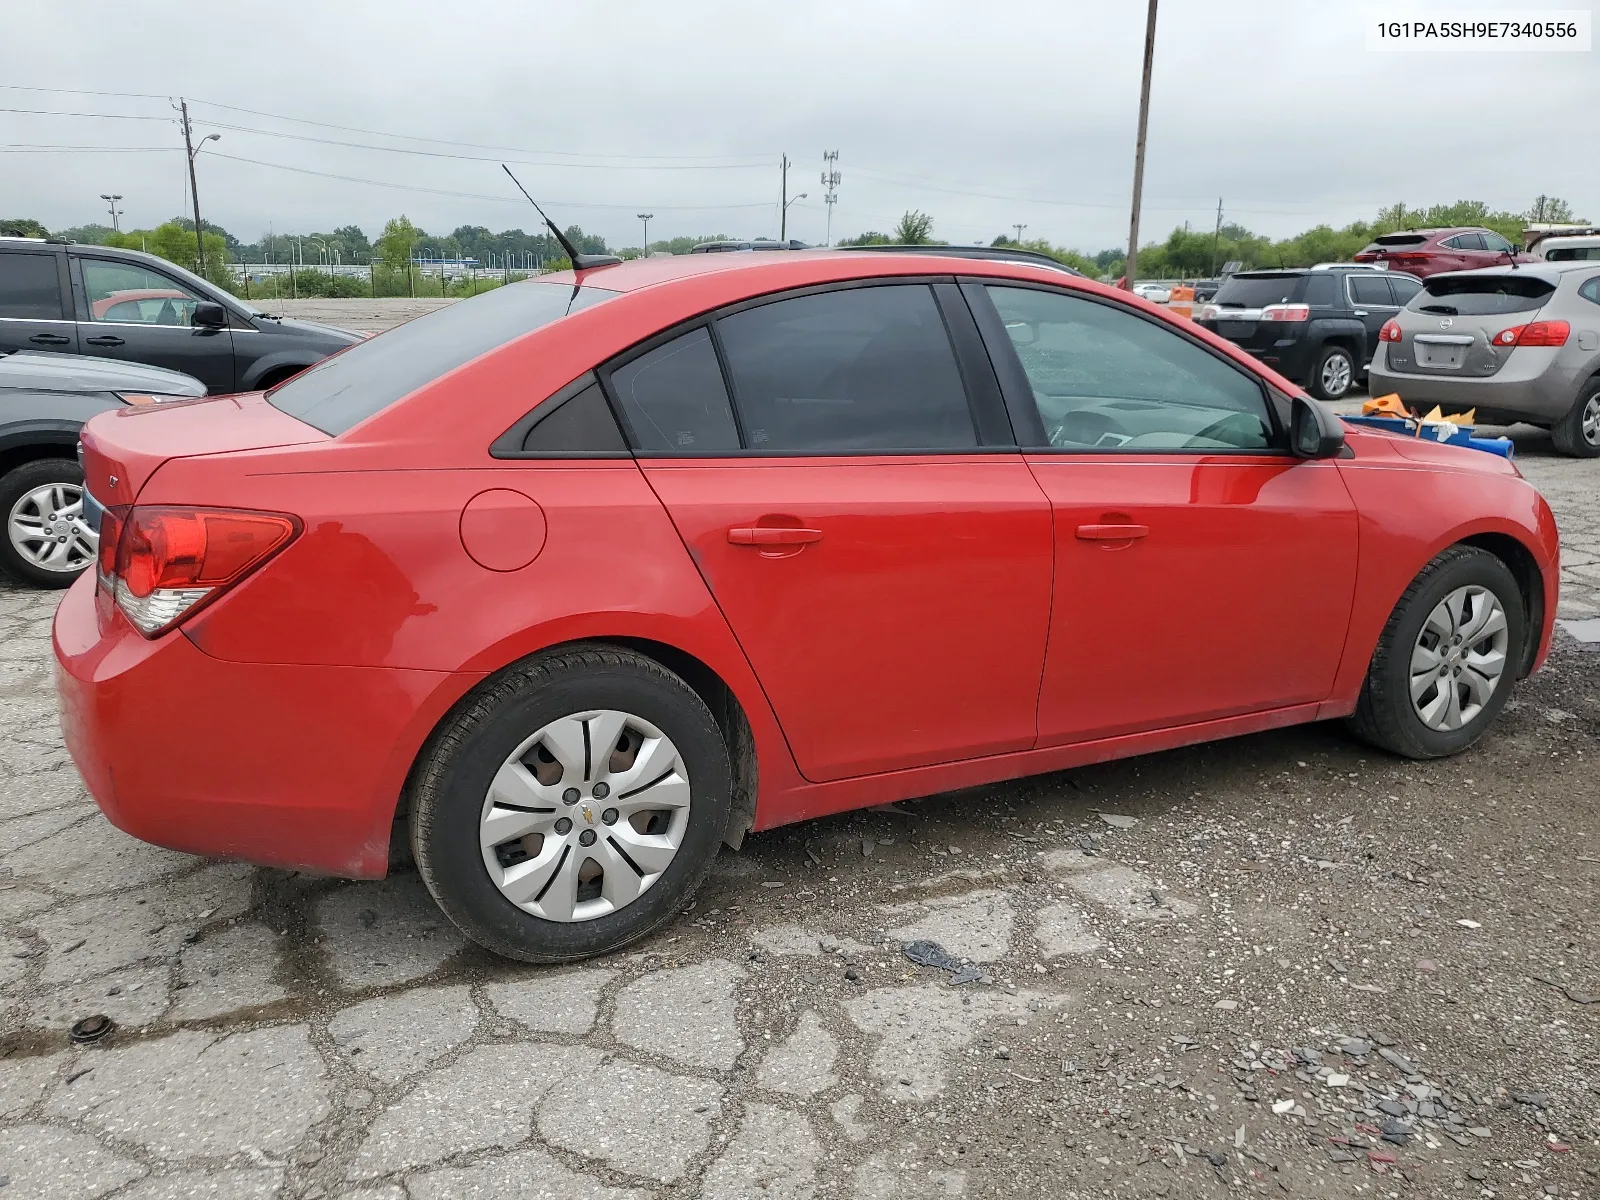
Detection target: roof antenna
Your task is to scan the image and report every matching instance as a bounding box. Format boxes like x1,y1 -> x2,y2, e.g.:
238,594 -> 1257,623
502,165 -> 621,271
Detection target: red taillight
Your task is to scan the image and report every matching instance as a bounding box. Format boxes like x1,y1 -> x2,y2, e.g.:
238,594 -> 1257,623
1379,319 -> 1402,343
1261,303 -> 1311,322
102,506 -> 299,637
1492,320 -> 1569,348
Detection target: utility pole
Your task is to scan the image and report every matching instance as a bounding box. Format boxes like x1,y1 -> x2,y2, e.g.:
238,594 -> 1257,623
820,151 -> 840,246
1122,0 -> 1159,290
1013,223 -> 1027,245
179,99 -> 206,275
100,194 -> 123,232
637,213 -> 653,256
779,155 -> 789,242
1210,197 -> 1223,276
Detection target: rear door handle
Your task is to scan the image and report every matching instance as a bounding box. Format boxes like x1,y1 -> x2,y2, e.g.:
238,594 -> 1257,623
1353,310 -> 1368,317
728,526 -> 823,546
1076,523 -> 1150,541
28,333 -> 71,346
85,335 -> 125,347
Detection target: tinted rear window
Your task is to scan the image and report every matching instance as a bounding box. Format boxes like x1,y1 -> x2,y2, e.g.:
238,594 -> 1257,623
1411,275 -> 1556,316
267,281 -> 617,434
1546,245 -> 1600,261
1366,233 -> 1428,249
1213,274 -> 1304,308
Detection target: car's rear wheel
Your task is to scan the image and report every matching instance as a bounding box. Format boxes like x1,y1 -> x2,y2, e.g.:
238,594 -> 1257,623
1308,344 -> 1356,401
1550,381 -> 1600,458
409,644 -> 731,962
1347,545 -> 1524,759
0,458 -> 96,589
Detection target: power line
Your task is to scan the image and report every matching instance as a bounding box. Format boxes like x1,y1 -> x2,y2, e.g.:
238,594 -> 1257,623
0,84 -> 172,101
191,119 -> 769,171
207,151 -> 778,211
0,107 -> 172,121
0,144 -> 178,153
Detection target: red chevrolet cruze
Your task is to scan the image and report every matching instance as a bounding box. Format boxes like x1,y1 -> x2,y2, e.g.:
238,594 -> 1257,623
55,252 -> 1558,962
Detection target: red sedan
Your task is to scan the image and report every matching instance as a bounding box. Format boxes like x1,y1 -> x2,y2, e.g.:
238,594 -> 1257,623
55,252 -> 1558,962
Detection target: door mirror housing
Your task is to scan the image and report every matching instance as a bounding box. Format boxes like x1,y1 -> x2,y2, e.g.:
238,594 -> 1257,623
1291,395 -> 1346,459
191,301 -> 227,329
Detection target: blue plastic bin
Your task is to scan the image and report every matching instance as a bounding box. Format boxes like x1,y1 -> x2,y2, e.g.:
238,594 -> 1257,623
1342,415 -> 1515,459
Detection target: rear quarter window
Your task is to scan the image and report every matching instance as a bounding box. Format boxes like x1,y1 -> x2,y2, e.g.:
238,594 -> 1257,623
1578,276 -> 1600,307
267,282 -> 617,434
1410,275 -> 1556,316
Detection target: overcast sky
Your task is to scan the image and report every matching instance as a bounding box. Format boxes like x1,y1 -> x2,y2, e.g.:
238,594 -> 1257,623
4,0 -> 1595,253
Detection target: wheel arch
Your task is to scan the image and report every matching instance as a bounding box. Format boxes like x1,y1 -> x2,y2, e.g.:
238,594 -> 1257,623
1458,531 -> 1544,678
394,633 -> 768,857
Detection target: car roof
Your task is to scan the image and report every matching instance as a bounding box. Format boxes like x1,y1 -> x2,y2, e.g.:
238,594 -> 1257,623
542,248 -> 1087,295
1423,263 -> 1586,283
832,244 -> 1086,276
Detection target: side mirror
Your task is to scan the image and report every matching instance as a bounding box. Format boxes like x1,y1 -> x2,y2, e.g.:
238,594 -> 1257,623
1291,395 -> 1346,459
191,301 -> 227,328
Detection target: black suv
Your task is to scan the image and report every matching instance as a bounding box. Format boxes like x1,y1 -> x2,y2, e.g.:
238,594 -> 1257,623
1193,265 -> 1423,400
0,237 -> 361,395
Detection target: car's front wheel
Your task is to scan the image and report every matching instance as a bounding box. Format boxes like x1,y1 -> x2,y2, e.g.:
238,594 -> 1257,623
409,645 -> 732,962
1347,546 -> 1525,759
1550,380 -> 1600,458
1308,344 -> 1356,401
0,458 -> 97,588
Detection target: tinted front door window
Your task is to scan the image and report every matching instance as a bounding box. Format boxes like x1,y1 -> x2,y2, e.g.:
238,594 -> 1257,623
985,285 -> 1272,450
715,284 -> 977,451
74,257 -> 233,393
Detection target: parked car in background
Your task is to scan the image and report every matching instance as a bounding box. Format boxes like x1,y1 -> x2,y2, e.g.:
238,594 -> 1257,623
0,237 -> 362,395
58,252 -> 1556,964
1193,279 -> 1220,302
688,239 -> 809,252
1353,228 -> 1534,278
1195,264 -> 1423,400
1532,233 -> 1600,262
1368,262 -> 1600,456
1132,282 -> 1171,303
834,244 -> 1085,276
0,349 -> 204,586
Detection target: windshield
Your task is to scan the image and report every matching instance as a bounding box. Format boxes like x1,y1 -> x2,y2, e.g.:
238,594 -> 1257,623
1410,275 -> 1555,317
267,281 -> 618,434
1213,275 -> 1304,308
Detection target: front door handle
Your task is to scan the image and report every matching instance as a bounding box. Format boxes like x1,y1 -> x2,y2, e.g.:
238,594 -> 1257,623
1076,523 -> 1150,541
1353,310 -> 1368,317
728,526 -> 823,547
29,333 -> 71,346
85,335 -> 125,347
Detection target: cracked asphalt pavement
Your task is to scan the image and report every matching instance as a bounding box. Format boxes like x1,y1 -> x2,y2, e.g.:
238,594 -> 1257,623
2,356 -> 1596,1195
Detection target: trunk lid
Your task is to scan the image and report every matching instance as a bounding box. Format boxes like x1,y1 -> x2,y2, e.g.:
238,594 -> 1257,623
1194,271 -> 1306,351
78,391 -> 327,508
1389,272 -> 1558,378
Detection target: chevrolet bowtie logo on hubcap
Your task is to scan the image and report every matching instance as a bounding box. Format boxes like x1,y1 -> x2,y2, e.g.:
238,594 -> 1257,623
583,806 -> 595,825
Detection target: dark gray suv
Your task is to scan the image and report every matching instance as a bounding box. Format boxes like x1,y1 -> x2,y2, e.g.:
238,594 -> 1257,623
0,350 -> 205,587
0,237 -> 361,395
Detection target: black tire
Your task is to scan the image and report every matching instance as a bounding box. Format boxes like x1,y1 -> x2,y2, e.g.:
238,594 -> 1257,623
408,644 -> 732,963
0,457 -> 92,589
1307,344 -> 1357,402
1346,546 -> 1525,759
1550,379 -> 1600,458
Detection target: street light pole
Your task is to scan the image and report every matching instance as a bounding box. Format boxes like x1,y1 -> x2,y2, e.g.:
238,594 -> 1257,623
100,194 -> 123,232
1122,0 -> 1159,291
637,213 -> 653,256
783,193 -> 808,242
179,100 -> 221,276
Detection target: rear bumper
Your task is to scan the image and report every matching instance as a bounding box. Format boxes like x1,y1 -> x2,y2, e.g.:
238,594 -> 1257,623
1369,355 -> 1582,423
53,575 -> 473,878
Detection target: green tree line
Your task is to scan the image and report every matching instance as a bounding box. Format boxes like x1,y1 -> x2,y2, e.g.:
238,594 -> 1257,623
3,194 -> 1586,294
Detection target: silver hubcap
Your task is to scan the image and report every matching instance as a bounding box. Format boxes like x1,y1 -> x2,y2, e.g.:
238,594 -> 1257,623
1581,395 -> 1600,446
8,482 -> 96,573
1409,585 -> 1509,731
1321,352 -> 1352,395
480,710 -> 691,923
